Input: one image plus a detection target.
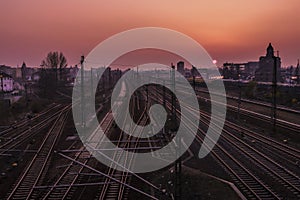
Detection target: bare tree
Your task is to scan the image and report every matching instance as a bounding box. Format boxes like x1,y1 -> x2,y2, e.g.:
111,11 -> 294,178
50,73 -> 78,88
41,51 -> 67,82
38,52 -> 67,97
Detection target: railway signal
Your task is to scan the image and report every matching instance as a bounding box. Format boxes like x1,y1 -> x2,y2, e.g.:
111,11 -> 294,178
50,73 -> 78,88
80,55 -> 85,128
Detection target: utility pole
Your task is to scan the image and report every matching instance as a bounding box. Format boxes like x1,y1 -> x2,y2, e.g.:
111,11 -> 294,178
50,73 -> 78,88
175,138 -> 182,200
146,86 -> 149,106
296,59 -> 300,85
136,66 -> 139,109
108,68 -> 111,89
163,80 -> 166,107
80,55 -> 85,128
91,68 -> 93,102
171,64 -> 175,117
237,66 -> 242,136
102,67 -> 105,98
156,68 -> 159,102
192,76 -> 196,90
137,66 -> 139,83
171,63 -> 181,200
271,55 -> 277,135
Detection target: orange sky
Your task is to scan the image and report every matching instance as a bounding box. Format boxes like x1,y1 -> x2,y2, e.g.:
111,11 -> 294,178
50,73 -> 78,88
0,0 -> 299,67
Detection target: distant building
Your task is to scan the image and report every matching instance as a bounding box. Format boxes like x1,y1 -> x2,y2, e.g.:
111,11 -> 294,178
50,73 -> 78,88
184,68 -> 191,77
0,72 -> 14,92
222,61 -> 259,80
244,61 -> 259,78
111,68 -> 122,82
20,62 -> 37,81
222,43 -> 281,82
31,71 -> 41,81
21,62 -> 27,80
223,63 -> 244,80
15,67 -> 22,79
0,65 -> 16,79
177,61 -> 185,75
255,43 -> 281,82
13,80 -> 24,91
295,60 -> 300,84
65,65 -> 79,82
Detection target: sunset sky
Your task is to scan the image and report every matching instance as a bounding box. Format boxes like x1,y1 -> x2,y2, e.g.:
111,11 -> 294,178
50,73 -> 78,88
0,0 -> 299,68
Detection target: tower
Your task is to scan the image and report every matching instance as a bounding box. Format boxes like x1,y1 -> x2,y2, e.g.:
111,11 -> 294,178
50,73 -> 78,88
255,43 -> 281,82
176,61 -> 185,76
21,62 -> 27,80
266,43 -> 274,57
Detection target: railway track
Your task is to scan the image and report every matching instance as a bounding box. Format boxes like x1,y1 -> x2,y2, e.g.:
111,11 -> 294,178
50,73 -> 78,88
152,89 -> 278,199
0,103 -> 61,137
199,113 -> 300,199
184,102 -> 300,199
39,147 -> 91,200
179,99 -> 300,174
152,85 -> 300,199
164,81 -> 300,133
98,89 -> 150,200
39,111 -> 115,200
177,105 -> 283,199
201,107 -> 300,174
35,82 -> 159,200
6,106 -> 70,200
0,104 -> 65,157
155,85 -> 300,163
195,88 -> 300,115
194,91 -> 300,133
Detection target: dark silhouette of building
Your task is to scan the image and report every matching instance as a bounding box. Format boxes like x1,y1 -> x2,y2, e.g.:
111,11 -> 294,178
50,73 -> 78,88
177,61 -> 185,75
295,60 -> 300,84
0,65 -> 16,79
0,72 -> 14,92
255,43 -> 281,82
21,62 -> 27,80
222,62 -> 259,80
222,63 -> 241,80
244,61 -> 259,78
